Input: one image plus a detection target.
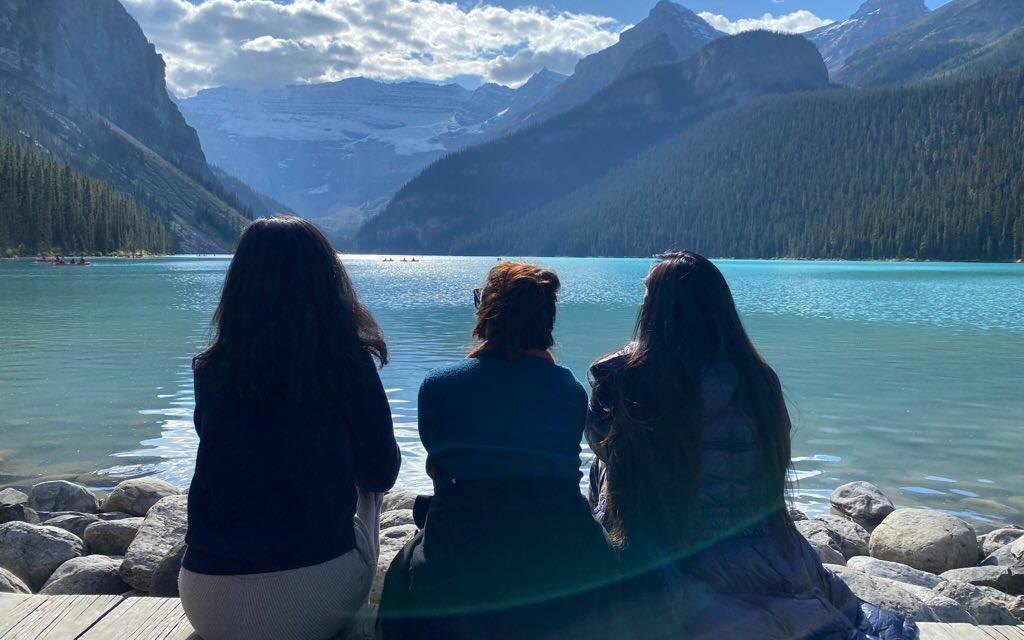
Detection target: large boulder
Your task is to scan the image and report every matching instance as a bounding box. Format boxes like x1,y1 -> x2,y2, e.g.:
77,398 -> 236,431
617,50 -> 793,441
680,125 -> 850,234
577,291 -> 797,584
825,564 -> 973,623
941,565 -> 1024,596
119,494 -> 187,591
150,540 -> 186,597
39,555 -> 130,595
831,482 -> 895,529
83,518 -> 143,556
0,502 -> 39,525
796,516 -> 869,559
931,579 -> 1022,625
379,509 -> 415,530
43,512 -> 101,538
788,507 -> 808,522
979,527 -> 1023,557
0,566 -> 30,594
27,481 -> 99,513
846,556 -> 945,589
382,491 -> 418,513
809,539 -> 846,566
370,524 -> 418,605
102,477 -> 180,517
983,535 -> 1024,567
0,521 -> 86,590
869,509 -> 978,574
0,488 -> 28,505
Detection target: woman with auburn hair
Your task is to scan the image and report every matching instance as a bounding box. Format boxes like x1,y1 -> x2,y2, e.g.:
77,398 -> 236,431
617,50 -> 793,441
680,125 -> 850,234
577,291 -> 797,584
378,262 -> 615,640
586,250 -> 916,640
178,217 -> 400,640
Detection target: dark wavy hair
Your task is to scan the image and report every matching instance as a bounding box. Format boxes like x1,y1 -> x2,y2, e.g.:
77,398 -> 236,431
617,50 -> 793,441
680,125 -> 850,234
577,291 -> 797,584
194,216 -> 387,402
469,262 -> 560,360
596,250 -> 796,557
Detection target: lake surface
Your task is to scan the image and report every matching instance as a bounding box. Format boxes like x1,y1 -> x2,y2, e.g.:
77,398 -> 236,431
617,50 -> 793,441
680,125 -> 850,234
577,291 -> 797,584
1,256 -> 1022,528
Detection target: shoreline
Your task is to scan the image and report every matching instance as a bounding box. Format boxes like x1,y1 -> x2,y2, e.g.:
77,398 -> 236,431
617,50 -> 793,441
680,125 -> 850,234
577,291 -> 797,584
1,478 -> 1021,626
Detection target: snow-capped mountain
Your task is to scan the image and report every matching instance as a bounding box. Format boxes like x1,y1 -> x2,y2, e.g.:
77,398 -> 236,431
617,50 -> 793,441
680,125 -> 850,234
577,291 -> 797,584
806,0 -> 929,73
176,71 -> 565,235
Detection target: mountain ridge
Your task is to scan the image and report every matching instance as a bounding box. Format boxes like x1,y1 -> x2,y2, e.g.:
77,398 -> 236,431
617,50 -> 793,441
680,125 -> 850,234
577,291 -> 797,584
806,0 -> 929,73
357,31 -> 829,254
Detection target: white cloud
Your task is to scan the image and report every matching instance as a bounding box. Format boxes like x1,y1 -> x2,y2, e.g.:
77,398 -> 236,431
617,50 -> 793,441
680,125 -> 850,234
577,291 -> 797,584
122,0 -> 625,96
697,10 -> 833,35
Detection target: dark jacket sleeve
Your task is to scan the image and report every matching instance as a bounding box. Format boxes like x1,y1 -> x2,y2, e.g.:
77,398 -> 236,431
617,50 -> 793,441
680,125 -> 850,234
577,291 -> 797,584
349,356 -> 401,493
585,354 -> 625,462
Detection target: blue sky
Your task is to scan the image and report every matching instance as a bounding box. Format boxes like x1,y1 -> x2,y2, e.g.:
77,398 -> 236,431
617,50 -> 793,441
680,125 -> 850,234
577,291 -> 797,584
128,0 -> 954,97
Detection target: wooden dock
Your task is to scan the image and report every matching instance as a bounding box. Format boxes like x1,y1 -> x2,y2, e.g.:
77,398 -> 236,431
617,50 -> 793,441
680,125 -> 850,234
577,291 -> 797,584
1,593 -> 1022,639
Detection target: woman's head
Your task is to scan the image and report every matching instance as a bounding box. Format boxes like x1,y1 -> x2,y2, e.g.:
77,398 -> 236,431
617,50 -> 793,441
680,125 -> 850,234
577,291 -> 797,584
598,250 -> 794,556
469,262 -> 560,360
195,216 -> 386,401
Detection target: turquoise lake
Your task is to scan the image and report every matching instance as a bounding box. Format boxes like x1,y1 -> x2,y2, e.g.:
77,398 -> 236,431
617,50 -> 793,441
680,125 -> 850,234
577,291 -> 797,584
1,256 -> 1022,528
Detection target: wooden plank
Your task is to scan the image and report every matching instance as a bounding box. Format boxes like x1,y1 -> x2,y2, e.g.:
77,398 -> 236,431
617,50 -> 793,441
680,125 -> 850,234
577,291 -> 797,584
919,622 -> 966,640
0,595 -> 46,638
982,625 -> 1024,640
943,623 -> 1015,640
0,595 -> 121,640
79,597 -> 198,640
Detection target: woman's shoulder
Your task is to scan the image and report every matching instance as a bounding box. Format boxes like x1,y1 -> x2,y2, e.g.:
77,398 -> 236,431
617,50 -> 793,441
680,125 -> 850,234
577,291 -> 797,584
589,347 -> 632,384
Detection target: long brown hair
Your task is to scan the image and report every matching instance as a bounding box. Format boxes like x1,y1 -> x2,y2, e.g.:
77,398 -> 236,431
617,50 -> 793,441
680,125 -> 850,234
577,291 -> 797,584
194,216 -> 387,402
469,262 -> 559,360
596,250 -> 795,557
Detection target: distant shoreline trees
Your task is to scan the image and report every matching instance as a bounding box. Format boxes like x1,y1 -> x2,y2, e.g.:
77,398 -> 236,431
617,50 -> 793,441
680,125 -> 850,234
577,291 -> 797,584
0,131 -> 171,256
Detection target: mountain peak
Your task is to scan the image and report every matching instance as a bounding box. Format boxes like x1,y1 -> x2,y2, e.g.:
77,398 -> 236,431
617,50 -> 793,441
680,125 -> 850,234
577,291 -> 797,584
852,0 -> 928,20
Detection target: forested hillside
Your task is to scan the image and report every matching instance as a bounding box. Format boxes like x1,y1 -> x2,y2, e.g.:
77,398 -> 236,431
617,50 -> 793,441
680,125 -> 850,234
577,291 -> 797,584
0,0 -> 251,252
358,32 -> 829,254
459,68 -> 1024,261
0,132 -> 170,256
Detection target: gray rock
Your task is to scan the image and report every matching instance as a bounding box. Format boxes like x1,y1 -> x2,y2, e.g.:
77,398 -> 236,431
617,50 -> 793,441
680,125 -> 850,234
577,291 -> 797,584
788,507 -> 808,522
39,555 -> 130,595
150,540 -> 185,597
0,566 -> 30,594
0,503 -> 39,525
941,565 -> 1024,596
796,516 -> 869,559
983,535 -> 1024,567
0,521 -> 86,590
0,488 -> 28,505
43,512 -> 101,538
809,539 -> 846,566
846,556 -> 945,588
932,579 -> 1022,625
379,509 -> 415,530
119,494 -> 187,591
831,481 -> 895,528
825,564 -> 973,623
27,481 -> 99,513
1010,596 -> 1024,621
980,528 -> 1024,557
83,518 -> 143,556
382,491 -> 418,513
869,509 -> 978,574
102,477 -> 180,516
370,524 -> 418,605
97,512 -> 135,521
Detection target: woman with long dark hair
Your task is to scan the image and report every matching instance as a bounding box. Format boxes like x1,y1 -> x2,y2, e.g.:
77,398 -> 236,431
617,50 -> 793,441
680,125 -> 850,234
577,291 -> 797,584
179,217 -> 400,640
378,262 -> 615,640
588,251 -> 916,640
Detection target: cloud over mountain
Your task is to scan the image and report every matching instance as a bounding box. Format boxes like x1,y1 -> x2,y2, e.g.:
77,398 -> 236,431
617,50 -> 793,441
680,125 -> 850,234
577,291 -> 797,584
122,0 -> 625,96
697,10 -> 832,35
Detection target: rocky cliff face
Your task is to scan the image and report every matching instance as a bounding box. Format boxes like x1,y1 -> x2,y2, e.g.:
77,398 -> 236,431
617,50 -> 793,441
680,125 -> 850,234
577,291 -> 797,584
176,71 -> 566,235
0,0 -> 211,181
0,0 -> 248,252
500,0 -> 723,131
806,0 -> 929,73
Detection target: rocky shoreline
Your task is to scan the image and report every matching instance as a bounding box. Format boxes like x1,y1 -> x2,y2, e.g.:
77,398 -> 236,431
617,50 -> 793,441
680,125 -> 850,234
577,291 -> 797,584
1,479 -> 1022,627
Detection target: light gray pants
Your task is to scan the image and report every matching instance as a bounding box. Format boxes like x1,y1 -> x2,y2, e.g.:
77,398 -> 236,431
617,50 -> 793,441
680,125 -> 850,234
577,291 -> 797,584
179,489 -> 382,640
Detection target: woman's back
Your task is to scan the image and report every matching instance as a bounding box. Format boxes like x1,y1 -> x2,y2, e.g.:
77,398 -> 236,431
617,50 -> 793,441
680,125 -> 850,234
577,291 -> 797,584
418,352 -> 587,483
